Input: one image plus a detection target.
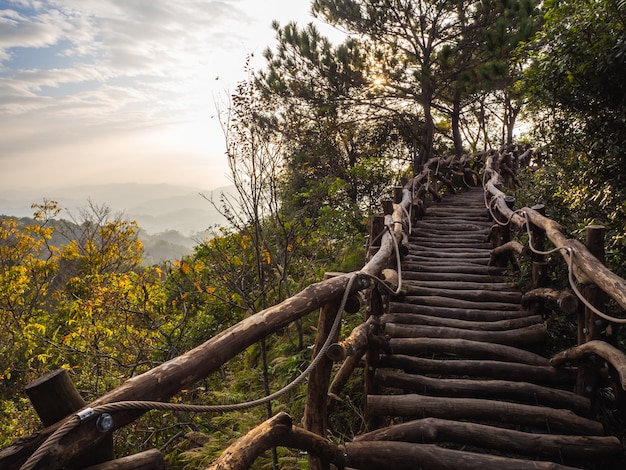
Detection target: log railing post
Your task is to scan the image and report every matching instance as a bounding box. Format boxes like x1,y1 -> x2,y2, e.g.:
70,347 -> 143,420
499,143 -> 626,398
393,186 -> 404,204
303,273 -> 343,470
529,204 -> 548,289
25,369 -> 114,467
365,284 -> 384,430
491,196 -> 514,268
576,226 -> 606,397
585,226 -> 606,342
368,215 -> 385,257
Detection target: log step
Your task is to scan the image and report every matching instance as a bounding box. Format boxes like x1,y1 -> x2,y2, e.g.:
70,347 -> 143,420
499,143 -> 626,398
383,323 -> 548,347
401,271 -> 507,282
355,187 -> 623,469
375,370 -> 589,415
401,285 -> 522,303
355,418 -> 621,461
387,337 -> 548,365
388,302 -> 530,320
366,394 -> 604,435
344,441 -> 583,470
382,312 -> 542,331
378,355 -> 577,386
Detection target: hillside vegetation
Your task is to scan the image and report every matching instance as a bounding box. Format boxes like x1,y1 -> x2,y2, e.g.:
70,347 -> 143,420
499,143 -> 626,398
1,0 -> 625,468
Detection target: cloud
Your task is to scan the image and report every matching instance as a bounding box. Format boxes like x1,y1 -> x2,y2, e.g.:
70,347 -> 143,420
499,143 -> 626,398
0,0 -> 336,193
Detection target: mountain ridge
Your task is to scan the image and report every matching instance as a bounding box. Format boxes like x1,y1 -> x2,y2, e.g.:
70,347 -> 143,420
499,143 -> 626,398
0,182 -> 234,236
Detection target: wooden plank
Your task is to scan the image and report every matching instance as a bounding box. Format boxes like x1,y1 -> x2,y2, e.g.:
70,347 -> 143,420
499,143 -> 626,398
379,355 -> 577,386
401,271 -> 506,283
367,394 -> 604,435
401,263 -> 505,275
344,441 -> 581,470
354,418 -> 621,460
375,370 -> 589,414
400,285 -> 522,303
382,312 -> 542,331
402,279 -> 516,291
388,302 -> 528,320
401,295 -> 522,311
406,250 -> 493,259
384,322 -> 547,347
387,337 -> 548,365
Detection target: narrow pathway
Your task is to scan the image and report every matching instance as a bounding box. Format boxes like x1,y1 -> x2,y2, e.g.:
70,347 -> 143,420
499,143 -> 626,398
356,187 -> 622,469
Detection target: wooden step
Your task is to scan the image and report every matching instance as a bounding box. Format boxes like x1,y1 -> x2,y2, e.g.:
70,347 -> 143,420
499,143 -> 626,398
366,394 -> 603,435
378,354 -> 577,386
375,370 -> 589,414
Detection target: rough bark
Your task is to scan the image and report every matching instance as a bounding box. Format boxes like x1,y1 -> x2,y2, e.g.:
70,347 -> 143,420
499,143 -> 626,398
387,337 -> 548,365
383,322 -> 547,347
355,418 -> 621,460
367,394 -> 604,435
344,441 -> 580,470
379,354 -> 577,386
375,370 -> 589,415
552,340 -> 626,390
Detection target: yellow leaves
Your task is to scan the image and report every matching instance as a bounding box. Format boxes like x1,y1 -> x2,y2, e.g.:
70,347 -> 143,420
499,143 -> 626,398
23,322 -> 46,337
241,234 -> 251,250
36,353 -> 50,364
262,250 -> 271,264
179,261 -> 191,275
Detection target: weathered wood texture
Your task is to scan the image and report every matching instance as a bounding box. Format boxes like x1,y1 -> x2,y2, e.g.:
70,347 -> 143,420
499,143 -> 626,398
82,450 -> 165,470
1,274 -> 368,470
485,154 -> 626,312
552,340 -> 626,390
355,418 -> 621,460
375,370 -> 589,415
343,441 -> 581,470
367,394 -> 603,435
8,148 -> 626,470
205,412 -> 351,470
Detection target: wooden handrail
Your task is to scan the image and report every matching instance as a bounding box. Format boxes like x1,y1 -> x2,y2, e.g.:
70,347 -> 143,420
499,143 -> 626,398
484,153 -> 626,313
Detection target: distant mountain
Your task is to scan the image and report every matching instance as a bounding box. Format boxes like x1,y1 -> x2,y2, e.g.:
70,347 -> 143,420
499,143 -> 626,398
0,183 -> 235,236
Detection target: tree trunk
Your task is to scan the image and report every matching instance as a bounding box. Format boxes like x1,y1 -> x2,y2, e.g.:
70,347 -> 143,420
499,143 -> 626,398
452,93 -> 464,156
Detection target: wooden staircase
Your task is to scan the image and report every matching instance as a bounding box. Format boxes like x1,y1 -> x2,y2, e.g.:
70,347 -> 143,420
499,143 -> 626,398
355,187 -> 623,469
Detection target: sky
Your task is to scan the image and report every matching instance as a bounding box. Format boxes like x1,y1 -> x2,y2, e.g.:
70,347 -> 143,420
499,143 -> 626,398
0,0 -> 344,192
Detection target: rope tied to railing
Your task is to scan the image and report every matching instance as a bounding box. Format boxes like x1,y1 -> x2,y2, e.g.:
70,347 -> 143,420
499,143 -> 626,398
518,211 -> 626,325
21,224 -> 407,470
481,163 -> 626,326
20,271 -> 368,470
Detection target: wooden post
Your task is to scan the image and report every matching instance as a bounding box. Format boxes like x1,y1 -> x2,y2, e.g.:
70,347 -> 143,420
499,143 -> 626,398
82,449 -> 165,470
576,226 -> 606,397
364,285 -> 385,429
393,186 -> 404,204
492,196 -> 514,268
528,205 -> 548,289
381,199 -> 394,216
368,215 -> 385,257
303,274 -> 343,470
25,369 -> 114,467
583,227 -> 606,345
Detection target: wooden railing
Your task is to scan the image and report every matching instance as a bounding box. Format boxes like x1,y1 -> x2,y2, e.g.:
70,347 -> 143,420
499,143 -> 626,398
3,145 -> 626,469
483,146 -> 626,400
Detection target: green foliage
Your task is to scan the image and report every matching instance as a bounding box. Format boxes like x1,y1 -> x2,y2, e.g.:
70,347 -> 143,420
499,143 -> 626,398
520,0 -> 626,276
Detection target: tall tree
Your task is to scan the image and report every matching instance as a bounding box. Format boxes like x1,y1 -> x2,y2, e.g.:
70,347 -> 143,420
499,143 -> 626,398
312,0 -> 542,165
257,22 -> 407,224
312,0 -> 483,169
